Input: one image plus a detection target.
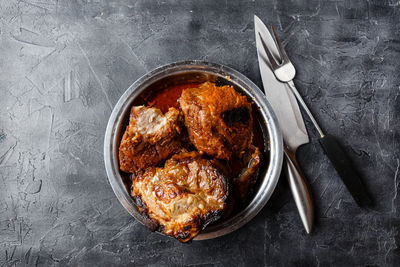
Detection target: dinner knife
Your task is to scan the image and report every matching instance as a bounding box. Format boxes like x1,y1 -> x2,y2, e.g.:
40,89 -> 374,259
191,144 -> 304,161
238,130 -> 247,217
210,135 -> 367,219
254,15 -> 314,233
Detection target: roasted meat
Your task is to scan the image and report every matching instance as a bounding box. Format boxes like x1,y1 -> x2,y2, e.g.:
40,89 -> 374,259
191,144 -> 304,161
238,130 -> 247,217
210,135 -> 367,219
179,82 -> 253,160
233,146 -> 261,204
119,106 -> 184,173
131,151 -> 229,242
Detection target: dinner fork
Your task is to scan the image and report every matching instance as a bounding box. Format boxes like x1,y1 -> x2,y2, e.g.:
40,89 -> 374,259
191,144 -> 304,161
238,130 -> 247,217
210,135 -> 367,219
258,27 -> 372,207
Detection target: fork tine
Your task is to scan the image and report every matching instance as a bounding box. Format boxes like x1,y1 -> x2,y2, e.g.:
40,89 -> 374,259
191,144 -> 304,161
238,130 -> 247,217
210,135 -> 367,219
271,25 -> 290,63
258,33 -> 279,70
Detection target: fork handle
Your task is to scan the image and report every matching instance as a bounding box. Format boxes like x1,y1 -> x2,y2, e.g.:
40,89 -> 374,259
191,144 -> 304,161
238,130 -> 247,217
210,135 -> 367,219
284,150 -> 314,234
287,80 -> 372,207
287,81 -> 325,137
319,134 -> 372,206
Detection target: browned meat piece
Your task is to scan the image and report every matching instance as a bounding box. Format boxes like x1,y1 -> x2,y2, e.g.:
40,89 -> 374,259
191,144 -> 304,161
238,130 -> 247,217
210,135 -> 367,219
131,151 -> 229,242
119,106 -> 184,173
233,146 -> 261,204
179,82 -> 253,160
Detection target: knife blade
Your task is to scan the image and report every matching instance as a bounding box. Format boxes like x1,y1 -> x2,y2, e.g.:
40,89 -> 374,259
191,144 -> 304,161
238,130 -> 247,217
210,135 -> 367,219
254,17 -> 309,149
254,15 -> 314,233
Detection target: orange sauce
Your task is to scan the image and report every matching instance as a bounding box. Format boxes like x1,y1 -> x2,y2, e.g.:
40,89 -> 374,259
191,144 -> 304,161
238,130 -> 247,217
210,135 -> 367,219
147,83 -> 201,113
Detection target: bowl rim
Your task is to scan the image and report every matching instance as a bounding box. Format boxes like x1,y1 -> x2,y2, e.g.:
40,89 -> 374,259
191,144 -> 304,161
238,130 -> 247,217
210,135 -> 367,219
104,60 -> 283,240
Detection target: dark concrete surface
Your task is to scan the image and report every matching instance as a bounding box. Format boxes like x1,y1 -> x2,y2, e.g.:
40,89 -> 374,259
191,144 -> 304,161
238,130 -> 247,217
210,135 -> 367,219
1,0 -> 399,266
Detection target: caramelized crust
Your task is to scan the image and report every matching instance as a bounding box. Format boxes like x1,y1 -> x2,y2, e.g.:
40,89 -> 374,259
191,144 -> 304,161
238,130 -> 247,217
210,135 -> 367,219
119,106 -> 184,173
234,146 -> 261,204
131,151 -> 229,242
179,82 -> 253,160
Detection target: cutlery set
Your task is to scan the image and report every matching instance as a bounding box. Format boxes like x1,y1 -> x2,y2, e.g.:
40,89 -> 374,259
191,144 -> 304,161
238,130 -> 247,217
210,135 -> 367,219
254,15 -> 371,233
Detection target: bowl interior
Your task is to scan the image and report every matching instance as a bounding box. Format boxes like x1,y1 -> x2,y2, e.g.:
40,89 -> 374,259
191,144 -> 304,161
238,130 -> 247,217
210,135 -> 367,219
105,62 -> 283,240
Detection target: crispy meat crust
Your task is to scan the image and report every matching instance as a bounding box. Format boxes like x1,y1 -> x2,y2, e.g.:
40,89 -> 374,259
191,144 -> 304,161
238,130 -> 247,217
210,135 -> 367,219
179,82 -> 253,160
119,106 -> 184,173
233,146 -> 261,204
131,151 -> 229,242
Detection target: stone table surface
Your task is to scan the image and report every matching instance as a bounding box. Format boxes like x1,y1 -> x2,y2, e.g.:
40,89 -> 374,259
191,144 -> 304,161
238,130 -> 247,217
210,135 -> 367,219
1,0 -> 399,266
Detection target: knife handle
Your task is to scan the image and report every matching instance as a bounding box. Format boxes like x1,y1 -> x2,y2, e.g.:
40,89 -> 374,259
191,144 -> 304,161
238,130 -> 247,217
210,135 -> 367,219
319,134 -> 372,207
283,151 -> 314,234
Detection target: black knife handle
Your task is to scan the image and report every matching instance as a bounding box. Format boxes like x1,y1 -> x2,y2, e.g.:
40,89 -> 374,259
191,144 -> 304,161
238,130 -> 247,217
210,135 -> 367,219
319,134 -> 372,207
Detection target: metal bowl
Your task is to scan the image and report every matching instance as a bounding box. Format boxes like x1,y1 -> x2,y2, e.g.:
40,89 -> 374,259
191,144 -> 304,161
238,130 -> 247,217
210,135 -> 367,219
104,61 -> 283,240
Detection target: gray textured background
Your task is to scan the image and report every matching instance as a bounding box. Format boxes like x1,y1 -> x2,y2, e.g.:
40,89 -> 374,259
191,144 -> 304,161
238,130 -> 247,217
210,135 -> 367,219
1,0 -> 399,266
